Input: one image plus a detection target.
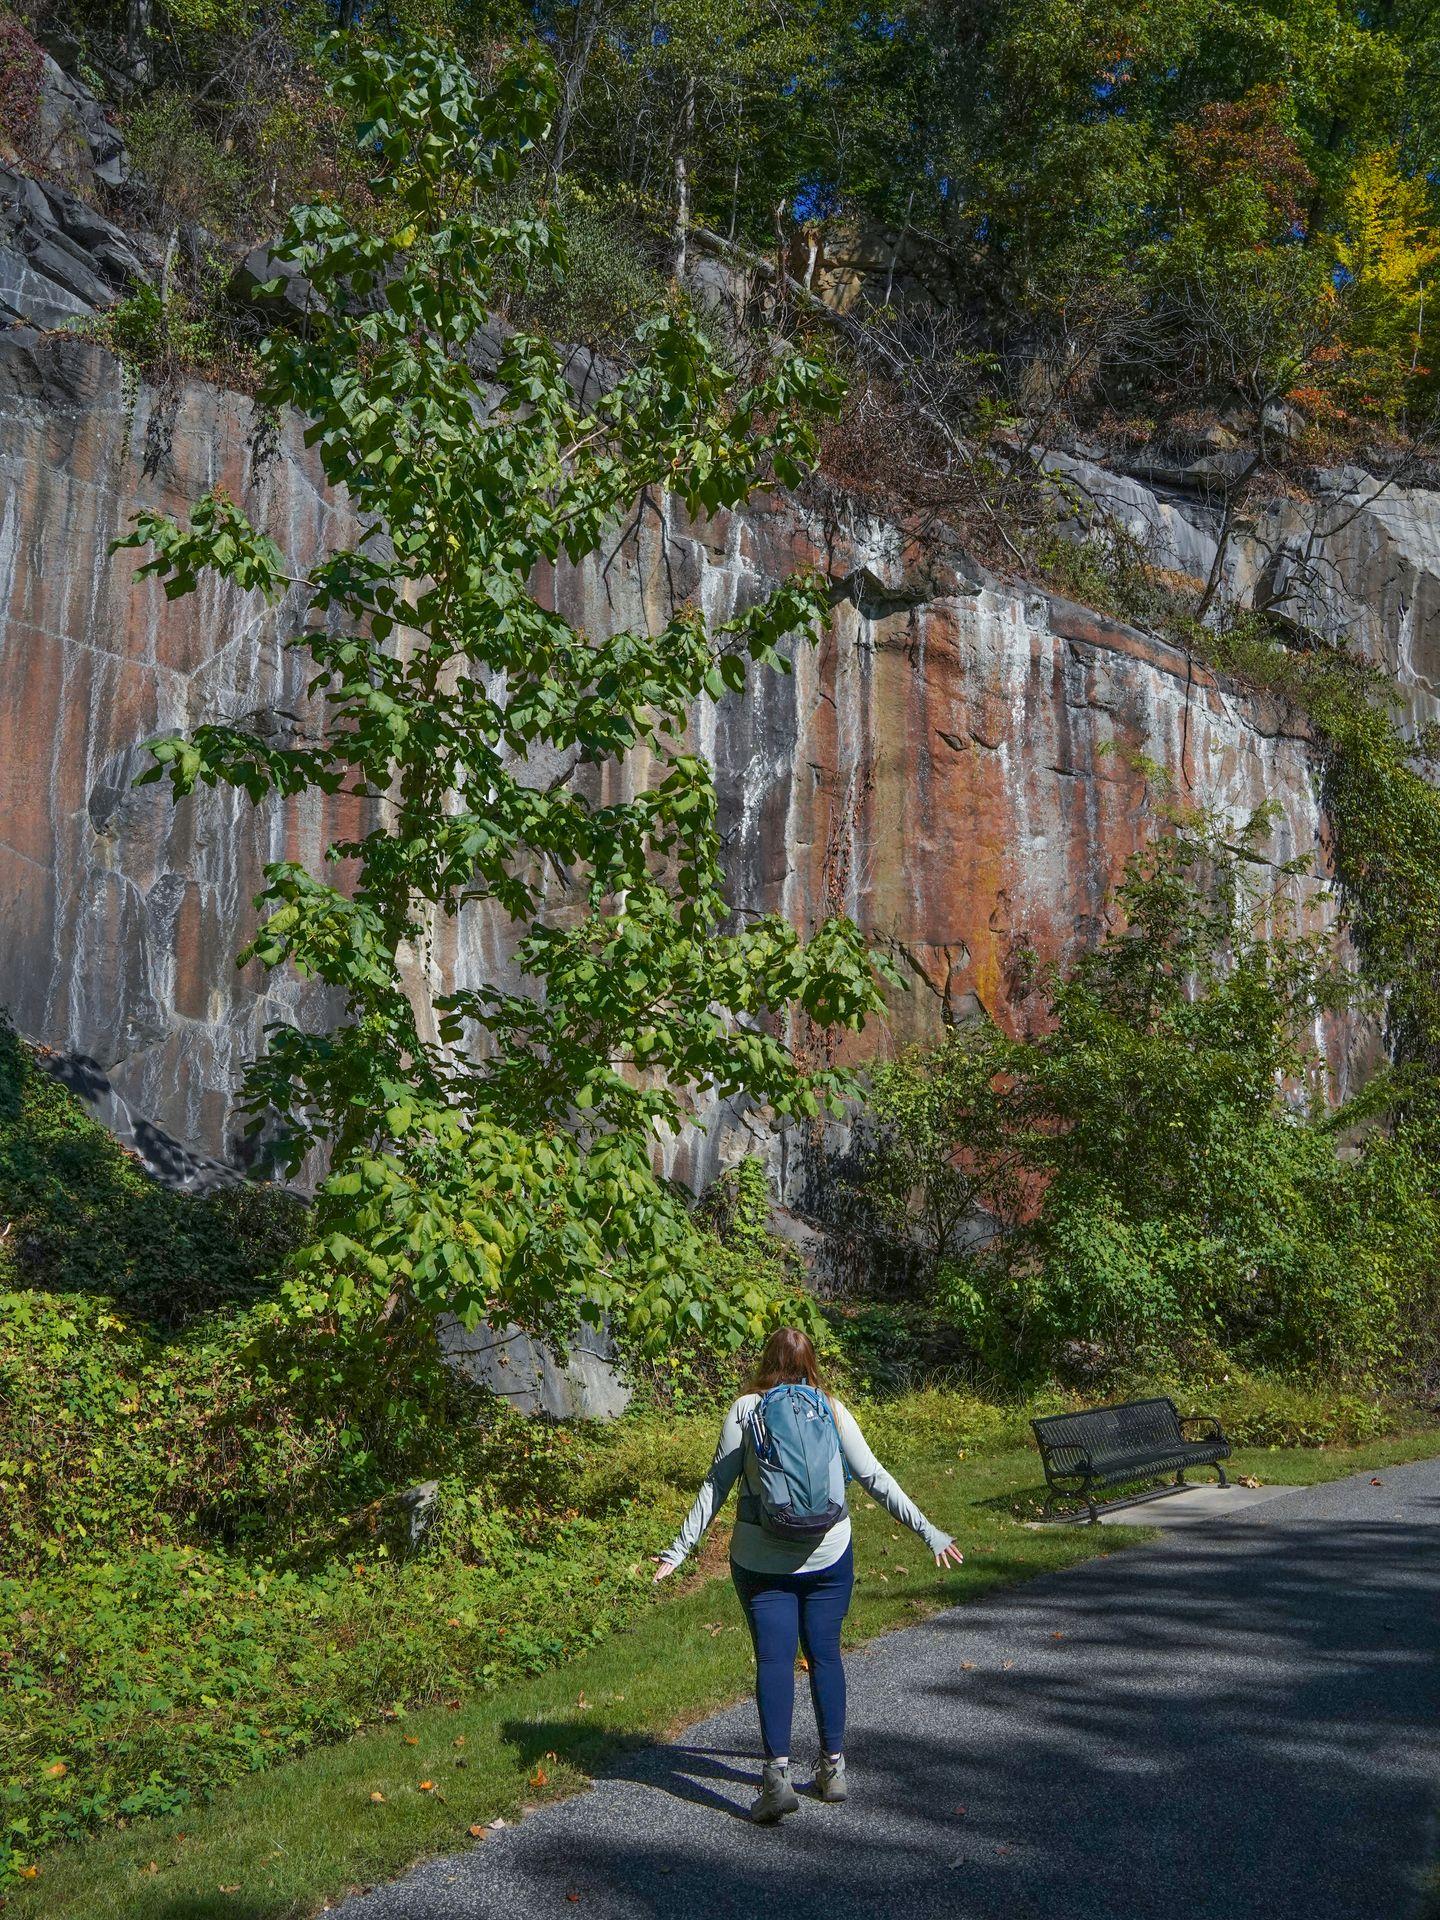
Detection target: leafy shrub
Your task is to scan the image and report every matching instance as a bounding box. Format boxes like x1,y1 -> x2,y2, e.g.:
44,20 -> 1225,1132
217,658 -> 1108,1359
74,247 -> 258,388
856,812 -> 1440,1386
0,1019 -> 301,1326
124,88 -> 248,232
498,181 -> 669,353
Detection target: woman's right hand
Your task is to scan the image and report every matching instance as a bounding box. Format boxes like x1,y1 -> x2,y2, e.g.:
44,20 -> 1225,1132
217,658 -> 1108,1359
652,1554 -> 681,1583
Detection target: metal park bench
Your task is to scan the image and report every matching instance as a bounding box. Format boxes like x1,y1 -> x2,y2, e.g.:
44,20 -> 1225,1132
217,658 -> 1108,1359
1032,1396 -> 1232,1524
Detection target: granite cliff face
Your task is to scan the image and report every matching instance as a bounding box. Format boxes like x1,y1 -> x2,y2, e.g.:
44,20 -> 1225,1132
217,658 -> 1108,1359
0,329 -> 1370,1194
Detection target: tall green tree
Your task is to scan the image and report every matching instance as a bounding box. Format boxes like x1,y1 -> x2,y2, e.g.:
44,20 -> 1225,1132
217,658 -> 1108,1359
119,36 -> 894,1353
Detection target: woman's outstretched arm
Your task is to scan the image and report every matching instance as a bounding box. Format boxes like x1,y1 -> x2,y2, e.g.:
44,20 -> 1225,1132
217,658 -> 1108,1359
832,1401 -> 964,1567
652,1397 -> 749,1581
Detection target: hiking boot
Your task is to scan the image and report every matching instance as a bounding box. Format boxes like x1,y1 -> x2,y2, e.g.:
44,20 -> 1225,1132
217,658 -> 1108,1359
750,1760 -> 800,1824
814,1754 -> 847,1803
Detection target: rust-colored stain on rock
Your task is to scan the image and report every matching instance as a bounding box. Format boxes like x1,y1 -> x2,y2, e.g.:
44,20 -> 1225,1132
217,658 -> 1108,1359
0,335 -> 1366,1184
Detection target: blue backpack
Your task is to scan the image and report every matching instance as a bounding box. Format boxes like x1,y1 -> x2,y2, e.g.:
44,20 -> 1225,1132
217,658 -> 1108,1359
740,1384 -> 847,1543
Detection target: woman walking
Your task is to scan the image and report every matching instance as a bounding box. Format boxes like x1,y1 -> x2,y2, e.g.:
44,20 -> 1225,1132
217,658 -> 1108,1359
653,1326 -> 963,1822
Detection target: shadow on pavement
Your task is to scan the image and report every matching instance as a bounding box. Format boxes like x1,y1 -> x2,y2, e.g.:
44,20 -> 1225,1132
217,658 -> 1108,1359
449,1512 -> 1440,1920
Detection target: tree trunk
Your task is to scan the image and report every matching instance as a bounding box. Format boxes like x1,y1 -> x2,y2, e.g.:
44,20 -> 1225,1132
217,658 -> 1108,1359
673,77 -> 695,283
125,0 -> 152,83
884,189 -> 916,306
551,0 -> 603,180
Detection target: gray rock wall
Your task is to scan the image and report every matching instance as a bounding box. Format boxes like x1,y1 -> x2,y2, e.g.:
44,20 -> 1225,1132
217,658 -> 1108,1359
0,332 -> 1367,1198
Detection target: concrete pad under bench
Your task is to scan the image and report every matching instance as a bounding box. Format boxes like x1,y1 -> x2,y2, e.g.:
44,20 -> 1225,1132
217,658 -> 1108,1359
1029,1481 -> 1300,1529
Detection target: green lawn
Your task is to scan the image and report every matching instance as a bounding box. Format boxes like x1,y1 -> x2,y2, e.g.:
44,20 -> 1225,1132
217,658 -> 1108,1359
18,1425 -> 1440,1920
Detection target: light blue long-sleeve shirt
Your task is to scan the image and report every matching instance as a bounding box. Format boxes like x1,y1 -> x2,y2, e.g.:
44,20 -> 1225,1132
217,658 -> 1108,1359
663,1393 -> 954,1575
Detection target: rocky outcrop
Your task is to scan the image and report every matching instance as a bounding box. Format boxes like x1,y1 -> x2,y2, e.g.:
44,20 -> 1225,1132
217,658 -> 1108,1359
0,162 -> 148,329
0,330 -> 1362,1196
438,1317 -> 632,1420
1048,448 -> 1440,732
28,51 -> 129,194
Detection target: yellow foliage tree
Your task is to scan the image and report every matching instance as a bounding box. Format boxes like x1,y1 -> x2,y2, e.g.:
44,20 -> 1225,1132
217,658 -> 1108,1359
1333,147 -> 1440,345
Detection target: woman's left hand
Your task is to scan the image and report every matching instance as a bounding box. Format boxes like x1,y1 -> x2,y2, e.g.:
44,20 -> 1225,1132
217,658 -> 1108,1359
652,1554 -> 681,1583
934,1542 -> 965,1569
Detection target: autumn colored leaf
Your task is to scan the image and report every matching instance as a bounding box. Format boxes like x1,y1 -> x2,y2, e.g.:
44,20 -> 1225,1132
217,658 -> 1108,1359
42,1762 -> 68,1779
469,1825 -> 486,1838
419,1780 -> 435,1791
370,1792 -> 386,1804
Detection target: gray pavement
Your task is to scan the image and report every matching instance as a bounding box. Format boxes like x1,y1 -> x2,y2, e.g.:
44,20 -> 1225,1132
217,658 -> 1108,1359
340,1457 -> 1440,1920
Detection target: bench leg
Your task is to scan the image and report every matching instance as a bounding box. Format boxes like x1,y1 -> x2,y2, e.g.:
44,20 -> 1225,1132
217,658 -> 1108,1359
1215,1463 -> 1229,1488
1175,1470 -> 1187,1486
1084,1492 -> 1099,1525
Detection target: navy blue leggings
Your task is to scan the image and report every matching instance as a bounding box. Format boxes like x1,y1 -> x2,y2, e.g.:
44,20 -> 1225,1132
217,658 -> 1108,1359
731,1544 -> 855,1759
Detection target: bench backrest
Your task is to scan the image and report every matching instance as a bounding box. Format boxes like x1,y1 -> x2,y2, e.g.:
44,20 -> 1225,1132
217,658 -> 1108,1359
1032,1396 -> 1183,1471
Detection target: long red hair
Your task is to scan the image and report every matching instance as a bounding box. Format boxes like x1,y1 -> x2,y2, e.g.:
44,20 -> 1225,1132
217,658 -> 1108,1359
750,1326 -> 824,1394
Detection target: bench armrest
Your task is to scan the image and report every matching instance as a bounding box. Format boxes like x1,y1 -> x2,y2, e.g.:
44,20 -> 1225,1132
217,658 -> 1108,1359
1178,1414 -> 1225,1442
1038,1451 -> 1094,1481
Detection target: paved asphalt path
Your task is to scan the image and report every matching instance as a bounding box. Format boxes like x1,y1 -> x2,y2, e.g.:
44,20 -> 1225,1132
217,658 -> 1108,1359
340,1458 -> 1440,1920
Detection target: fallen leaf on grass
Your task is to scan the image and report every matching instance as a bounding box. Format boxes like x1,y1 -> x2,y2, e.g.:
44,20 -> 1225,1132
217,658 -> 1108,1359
419,1781 -> 435,1792
218,1886 -> 240,1896
17,1869 -> 38,1881
576,1693 -> 590,1710
403,1735 -> 419,1747
445,1698 -> 461,1711
370,1792 -> 386,1804
141,1863 -> 158,1877
42,1762 -> 67,1779
530,1765 -> 549,1788
453,1736 -> 466,1749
